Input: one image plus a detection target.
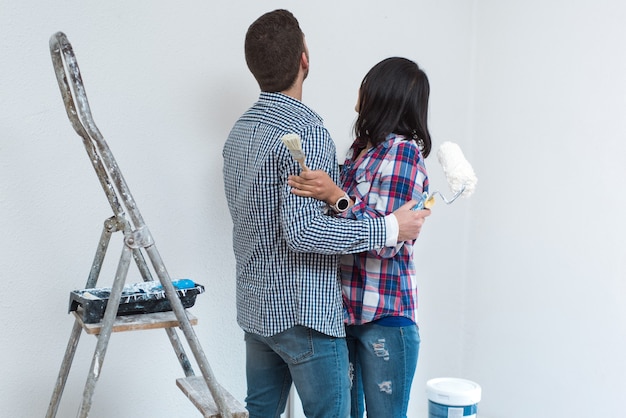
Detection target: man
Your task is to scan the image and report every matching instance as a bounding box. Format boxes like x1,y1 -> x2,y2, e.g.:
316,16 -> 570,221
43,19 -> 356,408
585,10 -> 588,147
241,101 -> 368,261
222,9 -> 430,418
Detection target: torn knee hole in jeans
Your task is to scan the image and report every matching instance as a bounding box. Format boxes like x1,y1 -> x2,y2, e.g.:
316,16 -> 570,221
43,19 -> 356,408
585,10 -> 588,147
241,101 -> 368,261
372,339 -> 390,361
349,362 -> 355,388
378,380 -> 392,394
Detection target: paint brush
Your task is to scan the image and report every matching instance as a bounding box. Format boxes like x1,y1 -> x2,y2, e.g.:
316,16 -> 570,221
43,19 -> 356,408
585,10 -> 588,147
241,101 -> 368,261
415,141 -> 477,210
281,133 -> 309,171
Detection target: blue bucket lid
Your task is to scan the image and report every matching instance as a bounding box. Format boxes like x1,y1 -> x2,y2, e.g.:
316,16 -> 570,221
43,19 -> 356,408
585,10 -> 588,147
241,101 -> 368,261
426,377 -> 482,406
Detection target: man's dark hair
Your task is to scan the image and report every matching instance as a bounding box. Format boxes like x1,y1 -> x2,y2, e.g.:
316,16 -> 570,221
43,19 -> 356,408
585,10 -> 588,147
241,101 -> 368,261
245,9 -> 305,92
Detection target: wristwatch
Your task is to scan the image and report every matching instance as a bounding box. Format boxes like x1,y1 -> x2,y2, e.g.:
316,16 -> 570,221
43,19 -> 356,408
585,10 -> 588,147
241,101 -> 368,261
331,193 -> 350,213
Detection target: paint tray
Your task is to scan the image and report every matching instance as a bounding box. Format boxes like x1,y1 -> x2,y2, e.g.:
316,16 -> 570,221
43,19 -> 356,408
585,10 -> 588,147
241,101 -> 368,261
69,279 -> 205,324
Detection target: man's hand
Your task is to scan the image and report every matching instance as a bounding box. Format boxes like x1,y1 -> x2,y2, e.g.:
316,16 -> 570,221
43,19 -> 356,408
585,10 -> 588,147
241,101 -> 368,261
393,200 -> 431,241
288,170 -> 345,205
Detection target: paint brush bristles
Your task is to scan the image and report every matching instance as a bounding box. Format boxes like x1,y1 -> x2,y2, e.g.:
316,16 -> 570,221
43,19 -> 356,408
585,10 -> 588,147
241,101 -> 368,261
281,133 -> 309,171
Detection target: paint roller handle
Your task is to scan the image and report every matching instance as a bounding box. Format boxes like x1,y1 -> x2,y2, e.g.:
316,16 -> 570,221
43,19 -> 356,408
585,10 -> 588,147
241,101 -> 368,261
412,192 -> 430,210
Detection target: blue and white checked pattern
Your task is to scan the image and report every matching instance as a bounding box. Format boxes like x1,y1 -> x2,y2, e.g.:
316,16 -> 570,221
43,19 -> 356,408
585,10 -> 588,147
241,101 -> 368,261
222,92 -> 389,337
339,134 -> 429,325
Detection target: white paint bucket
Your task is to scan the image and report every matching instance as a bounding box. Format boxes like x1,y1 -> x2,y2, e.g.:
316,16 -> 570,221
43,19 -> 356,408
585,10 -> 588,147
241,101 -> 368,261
426,377 -> 481,418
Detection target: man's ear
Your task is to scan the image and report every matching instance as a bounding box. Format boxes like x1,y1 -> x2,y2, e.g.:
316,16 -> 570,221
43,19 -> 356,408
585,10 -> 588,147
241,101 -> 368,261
301,51 -> 309,71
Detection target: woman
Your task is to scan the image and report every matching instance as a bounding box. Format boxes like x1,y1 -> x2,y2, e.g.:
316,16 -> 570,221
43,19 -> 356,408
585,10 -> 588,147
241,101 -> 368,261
288,56 -> 432,417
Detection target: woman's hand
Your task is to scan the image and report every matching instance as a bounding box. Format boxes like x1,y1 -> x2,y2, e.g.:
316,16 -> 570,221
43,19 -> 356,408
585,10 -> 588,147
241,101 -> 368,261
288,170 -> 345,205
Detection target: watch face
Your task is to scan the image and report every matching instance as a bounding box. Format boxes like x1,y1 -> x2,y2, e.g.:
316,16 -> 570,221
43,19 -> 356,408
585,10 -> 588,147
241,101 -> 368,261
337,197 -> 349,211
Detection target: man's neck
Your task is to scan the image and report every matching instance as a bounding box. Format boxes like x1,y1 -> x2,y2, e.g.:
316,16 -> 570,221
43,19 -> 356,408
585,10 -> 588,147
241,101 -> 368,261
281,63 -> 306,101
281,82 -> 303,101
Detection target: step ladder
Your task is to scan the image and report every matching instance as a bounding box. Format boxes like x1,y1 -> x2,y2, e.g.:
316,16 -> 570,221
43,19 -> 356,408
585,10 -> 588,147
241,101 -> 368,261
45,31 -> 248,418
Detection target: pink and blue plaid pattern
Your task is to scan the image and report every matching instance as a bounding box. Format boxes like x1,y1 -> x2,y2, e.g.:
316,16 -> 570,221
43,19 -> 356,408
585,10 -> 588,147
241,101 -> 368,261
339,134 -> 429,325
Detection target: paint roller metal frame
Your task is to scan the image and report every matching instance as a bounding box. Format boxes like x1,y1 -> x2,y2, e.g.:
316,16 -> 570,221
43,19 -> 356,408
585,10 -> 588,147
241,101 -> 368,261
46,32 -> 243,418
413,185 -> 467,210
430,185 -> 467,205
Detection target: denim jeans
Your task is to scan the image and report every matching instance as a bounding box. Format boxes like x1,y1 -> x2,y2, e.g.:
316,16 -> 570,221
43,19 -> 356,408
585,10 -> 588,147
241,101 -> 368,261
244,326 -> 350,418
347,322 -> 420,418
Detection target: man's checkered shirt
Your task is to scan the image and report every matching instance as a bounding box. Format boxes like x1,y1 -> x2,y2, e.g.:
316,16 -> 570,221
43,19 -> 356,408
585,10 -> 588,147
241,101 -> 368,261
222,92 -> 389,337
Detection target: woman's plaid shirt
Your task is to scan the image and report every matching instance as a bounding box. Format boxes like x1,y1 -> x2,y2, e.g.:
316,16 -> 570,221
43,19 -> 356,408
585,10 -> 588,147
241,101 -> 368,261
339,134 -> 429,325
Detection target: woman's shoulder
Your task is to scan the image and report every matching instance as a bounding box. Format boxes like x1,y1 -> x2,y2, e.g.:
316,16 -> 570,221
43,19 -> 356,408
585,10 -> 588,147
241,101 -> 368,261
381,134 -> 421,160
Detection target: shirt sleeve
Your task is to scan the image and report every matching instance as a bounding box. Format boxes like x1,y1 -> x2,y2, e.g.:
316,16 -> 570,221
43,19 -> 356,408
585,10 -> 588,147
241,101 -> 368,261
280,125 -> 388,254
351,140 -> 427,258
384,214 -> 399,247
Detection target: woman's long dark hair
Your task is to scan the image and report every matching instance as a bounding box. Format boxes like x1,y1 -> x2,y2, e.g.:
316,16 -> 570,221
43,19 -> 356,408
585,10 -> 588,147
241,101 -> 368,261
354,57 -> 432,157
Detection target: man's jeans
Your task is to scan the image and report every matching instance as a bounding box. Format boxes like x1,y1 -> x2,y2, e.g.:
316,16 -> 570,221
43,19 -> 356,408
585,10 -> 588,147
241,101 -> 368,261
244,326 -> 350,418
347,323 -> 420,418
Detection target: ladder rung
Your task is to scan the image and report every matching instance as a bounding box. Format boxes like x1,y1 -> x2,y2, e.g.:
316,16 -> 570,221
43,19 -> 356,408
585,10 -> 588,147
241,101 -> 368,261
72,310 -> 198,335
176,376 -> 248,418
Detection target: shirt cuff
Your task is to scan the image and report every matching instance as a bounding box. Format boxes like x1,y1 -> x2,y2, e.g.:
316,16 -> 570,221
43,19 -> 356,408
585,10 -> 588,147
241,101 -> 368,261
384,214 -> 399,247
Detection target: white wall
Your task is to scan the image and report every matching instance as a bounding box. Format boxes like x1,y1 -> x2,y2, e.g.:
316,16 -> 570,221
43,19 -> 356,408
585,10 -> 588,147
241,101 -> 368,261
460,1 -> 626,417
1,1 -> 624,417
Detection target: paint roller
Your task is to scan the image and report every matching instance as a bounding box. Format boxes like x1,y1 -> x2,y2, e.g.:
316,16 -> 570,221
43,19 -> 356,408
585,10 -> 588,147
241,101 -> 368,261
414,141 -> 477,210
